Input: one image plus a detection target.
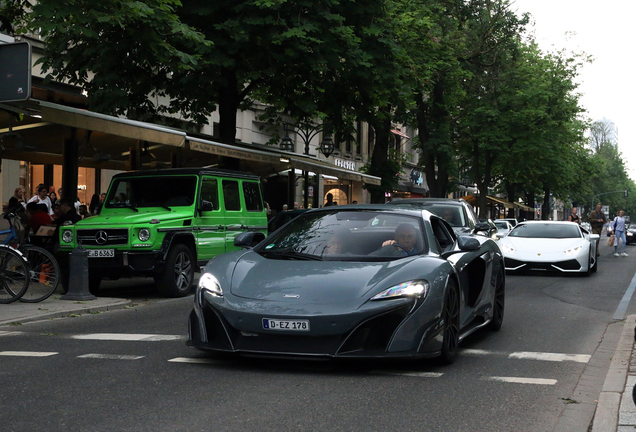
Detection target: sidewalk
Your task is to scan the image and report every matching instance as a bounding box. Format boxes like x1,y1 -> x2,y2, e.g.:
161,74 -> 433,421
0,293 -> 131,327
592,314 -> 636,431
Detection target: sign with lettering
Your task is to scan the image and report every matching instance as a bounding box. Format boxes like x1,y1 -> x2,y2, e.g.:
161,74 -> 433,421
334,158 -> 356,170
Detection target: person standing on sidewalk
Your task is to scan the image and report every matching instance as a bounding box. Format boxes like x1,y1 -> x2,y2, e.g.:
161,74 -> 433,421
568,208 -> 581,224
611,210 -> 628,257
589,203 -> 607,257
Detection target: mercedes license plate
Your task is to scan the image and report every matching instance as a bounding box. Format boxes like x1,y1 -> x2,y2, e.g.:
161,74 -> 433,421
263,318 -> 310,331
87,249 -> 114,258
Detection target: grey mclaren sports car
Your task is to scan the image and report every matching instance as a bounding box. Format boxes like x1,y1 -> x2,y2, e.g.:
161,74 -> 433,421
187,205 -> 505,364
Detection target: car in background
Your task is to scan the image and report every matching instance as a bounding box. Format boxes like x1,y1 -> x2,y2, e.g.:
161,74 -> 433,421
493,220 -> 513,236
500,218 -> 519,228
498,220 -> 599,276
386,198 -> 495,238
189,205 -> 506,364
267,209 -> 309,234
626,223 -> 636,244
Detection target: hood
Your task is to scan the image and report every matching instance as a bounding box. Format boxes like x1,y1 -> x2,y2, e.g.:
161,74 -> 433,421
76,211 -> 192,227
503,237 -> 584,252
228,253 -> 425,304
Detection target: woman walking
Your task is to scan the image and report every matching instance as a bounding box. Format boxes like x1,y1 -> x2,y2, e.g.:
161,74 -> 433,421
612,210 -> 628,257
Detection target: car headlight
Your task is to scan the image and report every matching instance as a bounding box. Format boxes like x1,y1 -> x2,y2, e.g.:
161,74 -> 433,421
138,228 -> 150,242
628,232 -> 634,237
62,230 -> 73,243
500,244 -> 515,253
564,246 -> 582,255
371,280 -> 429,301
199,273 -> 223,297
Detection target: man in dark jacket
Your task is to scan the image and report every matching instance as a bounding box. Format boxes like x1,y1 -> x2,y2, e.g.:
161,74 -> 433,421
588,203 -> 607,256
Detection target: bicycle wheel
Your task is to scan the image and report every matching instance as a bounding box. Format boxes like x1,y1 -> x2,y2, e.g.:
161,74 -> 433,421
20,245 -> 60,303
0,246 -> 29,304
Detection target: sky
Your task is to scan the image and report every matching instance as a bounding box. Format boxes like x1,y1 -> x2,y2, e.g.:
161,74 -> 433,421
512,0 -> 636,179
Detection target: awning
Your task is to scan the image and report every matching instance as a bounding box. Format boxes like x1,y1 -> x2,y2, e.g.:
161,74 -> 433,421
487,196 -> 514,208
39,101 -> 186,147
391,129 -> 410,139
188,136 -> 382,185
461,195 -> 514,208
512,202 -> 533,211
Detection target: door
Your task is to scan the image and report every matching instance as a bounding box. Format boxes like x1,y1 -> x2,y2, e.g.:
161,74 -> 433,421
194,176 -> 226,261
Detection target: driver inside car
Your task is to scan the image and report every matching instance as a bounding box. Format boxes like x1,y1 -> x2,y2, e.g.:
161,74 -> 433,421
371,223 -> 419,256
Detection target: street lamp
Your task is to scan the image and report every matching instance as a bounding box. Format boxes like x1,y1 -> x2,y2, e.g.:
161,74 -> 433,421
279,121 -> 335,208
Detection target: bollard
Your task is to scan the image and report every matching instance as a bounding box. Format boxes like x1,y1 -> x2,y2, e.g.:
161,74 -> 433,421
61,244 -> 96,301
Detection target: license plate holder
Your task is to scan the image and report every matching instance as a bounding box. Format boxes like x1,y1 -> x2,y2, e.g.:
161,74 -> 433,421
87,249 -> 115,258
262,318 -> 310,331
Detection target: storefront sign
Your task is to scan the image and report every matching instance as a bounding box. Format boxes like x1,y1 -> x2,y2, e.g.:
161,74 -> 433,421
334,158 -> 356,170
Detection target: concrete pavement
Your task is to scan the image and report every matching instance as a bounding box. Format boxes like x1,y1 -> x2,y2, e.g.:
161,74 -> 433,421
591,314 -> 636,431
0,291 -> 131,327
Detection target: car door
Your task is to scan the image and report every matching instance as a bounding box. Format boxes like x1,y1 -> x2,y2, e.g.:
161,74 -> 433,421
194,176 -> 226,262
436,218 -> 493,328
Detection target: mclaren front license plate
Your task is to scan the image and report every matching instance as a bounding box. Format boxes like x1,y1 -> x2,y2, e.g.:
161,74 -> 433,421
87,249 -> 114,258
263,318 -> 310,331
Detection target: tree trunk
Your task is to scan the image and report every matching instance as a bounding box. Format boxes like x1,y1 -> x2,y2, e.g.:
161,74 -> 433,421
368,113 -> 392,203
416,89 -> 450,198
217,70 -> 240,145
542,186 -> 551,220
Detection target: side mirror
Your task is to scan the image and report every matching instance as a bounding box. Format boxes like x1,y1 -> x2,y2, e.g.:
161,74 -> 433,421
457,236 -> 480,251
474,222 -> 491,233
200,200 -> 214,212
234,231 -> 266,248
495,232 -> 504,239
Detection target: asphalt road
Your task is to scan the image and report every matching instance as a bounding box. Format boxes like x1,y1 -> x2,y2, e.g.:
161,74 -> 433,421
1,242 -> 636,432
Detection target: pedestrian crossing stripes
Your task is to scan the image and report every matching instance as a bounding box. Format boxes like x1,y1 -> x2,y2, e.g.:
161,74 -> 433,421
71,333 -> 184,341
486,376 -> 558,385
0,331 -> 24,337
0,351 -> 58,357
509,352 -> 591,363
168,357 -> 220,364
78,354 -> 145,360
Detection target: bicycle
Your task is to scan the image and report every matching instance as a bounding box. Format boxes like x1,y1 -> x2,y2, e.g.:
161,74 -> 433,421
0,244 -> 30,304
1,212 -> 60,303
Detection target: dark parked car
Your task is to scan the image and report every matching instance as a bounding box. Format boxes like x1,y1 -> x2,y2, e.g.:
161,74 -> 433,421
626,223 -> 636,244
386,198 -> 496,238
188,205 -> 505,364
267,209 -> 309,234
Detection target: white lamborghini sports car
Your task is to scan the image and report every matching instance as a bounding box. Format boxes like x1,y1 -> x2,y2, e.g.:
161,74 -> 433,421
498,221 -> 599,275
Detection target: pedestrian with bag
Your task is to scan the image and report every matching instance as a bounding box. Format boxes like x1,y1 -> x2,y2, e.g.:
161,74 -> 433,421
589,203 -> 607,257
611,210 -> 628,257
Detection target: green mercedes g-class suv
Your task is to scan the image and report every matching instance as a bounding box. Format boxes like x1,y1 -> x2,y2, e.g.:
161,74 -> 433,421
59,168 -> 268,297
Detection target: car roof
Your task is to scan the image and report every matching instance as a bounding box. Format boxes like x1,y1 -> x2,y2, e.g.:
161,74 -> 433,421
305,204 -> 429,218
388,198 -> 468,206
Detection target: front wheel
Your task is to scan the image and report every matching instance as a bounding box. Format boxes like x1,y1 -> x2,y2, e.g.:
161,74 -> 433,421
438,279 -> 460,365
156,244 -> 194,297
20,246 -> 60,303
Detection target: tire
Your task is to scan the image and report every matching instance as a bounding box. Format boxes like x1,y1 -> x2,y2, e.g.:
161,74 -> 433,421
488,271 -> 505,331
20,246 -> 61,303
156,243 -> 194,297
438,279 -> 460,365
584,252 -> 593,277
0,247 -> 29,304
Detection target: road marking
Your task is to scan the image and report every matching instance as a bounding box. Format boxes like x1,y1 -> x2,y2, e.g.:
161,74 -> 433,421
72,333 -> 183,341
486,376 -> 557,385
78,354 -> 145,360
614,270 -> 636,319
461,349 -> 494,356
168,357 -> 221,364
0,351 -> 58,357
0,331 -> 24,337
509,352 -> 591,363
370,371 -> 444,378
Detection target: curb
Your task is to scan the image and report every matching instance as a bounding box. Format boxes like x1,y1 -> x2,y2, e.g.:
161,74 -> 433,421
591,314 -> 636,431
0,298 -> 132,327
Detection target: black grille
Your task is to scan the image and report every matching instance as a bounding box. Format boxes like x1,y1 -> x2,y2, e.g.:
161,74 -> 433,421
77,228 -> 129,246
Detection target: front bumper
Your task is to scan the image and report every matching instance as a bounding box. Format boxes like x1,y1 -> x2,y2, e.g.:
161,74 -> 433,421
60,248 -> 164,275
187,292 -> 445,359
504,257 -> 583,272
